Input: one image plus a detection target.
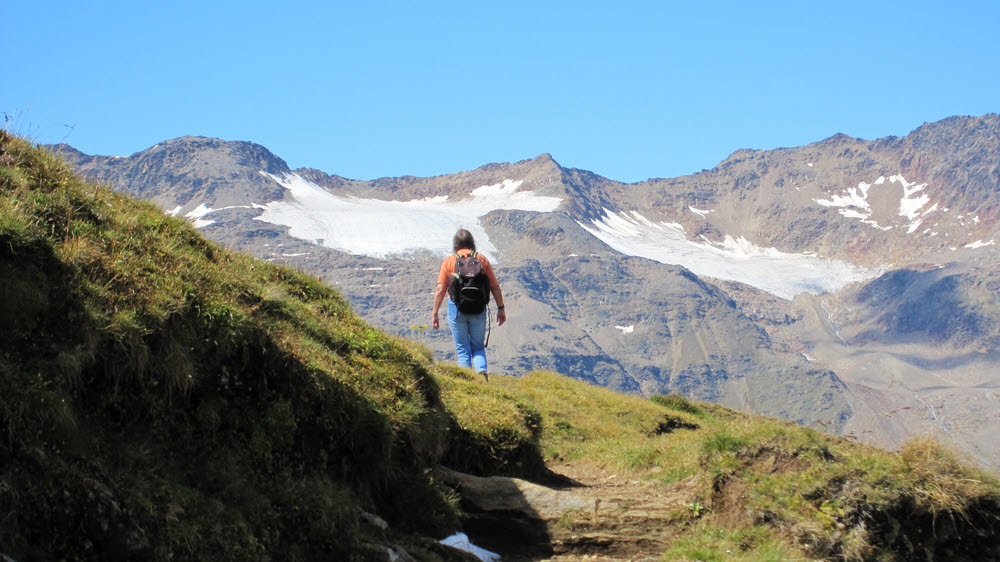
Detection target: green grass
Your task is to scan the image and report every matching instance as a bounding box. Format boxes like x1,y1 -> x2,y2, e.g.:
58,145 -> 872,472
492,370 -> 704,471
494,371 -> 1000,560
661,524 -> 805,561
3,131 -> 999,561
651,393 -> 708,418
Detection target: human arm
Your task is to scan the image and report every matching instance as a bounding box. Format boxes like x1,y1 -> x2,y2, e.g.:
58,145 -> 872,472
481,257 -> 506,326
491,285 -> 506,326
432,282 -> 447,329
432,257 -> 454,330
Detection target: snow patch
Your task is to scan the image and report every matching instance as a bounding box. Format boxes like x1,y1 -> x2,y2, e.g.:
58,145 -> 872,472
838,209 -> 869,220
185,203 -> 217,228
896,175 -> 930,221
689,206 -> 715,218
440,533 -> 500,561
165,205 -> 182,217
815,186 -> 871,211
182,203 -> 254,228
254,173 -> 563,259
580,209 -> 877,300
964,240 -> 995,249
914,394 -> 941,423
615,325 -> 635,334
814,174 -> 931,233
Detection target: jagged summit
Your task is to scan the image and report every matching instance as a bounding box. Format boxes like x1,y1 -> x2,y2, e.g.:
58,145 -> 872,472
521,152 -> 561,168
816,131 -> 859,145
49,136 -> 291,210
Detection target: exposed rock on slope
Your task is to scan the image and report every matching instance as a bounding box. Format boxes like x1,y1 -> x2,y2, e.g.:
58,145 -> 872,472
51,136 -> 292,208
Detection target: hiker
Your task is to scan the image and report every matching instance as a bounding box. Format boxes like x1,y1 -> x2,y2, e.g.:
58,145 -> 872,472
431,229 -> 506,379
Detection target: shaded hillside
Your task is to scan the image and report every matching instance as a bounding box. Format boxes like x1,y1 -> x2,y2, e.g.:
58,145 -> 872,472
0,131 -> 545,560
833,265 -> 1000,352
4,131 -> 1000,560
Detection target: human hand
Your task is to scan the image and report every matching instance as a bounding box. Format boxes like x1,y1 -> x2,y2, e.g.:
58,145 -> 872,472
496,308 -> 506,326
432,311 -> 440,330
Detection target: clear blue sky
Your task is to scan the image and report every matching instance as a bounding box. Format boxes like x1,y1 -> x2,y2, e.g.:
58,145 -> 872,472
5,1 -> 998,183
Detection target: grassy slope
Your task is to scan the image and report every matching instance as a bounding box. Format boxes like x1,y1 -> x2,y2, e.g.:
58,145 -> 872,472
2,131 -> 999,560
495,372 -> 1000,560
0,131 -> 544,560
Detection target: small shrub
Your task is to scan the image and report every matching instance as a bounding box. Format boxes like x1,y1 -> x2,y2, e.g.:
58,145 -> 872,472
703,432 -> 746,456
651,393 -> 707,418
620,443 -> 661,470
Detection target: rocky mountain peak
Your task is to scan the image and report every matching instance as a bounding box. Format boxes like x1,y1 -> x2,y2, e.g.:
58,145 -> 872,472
911,113 -> 999,137
719,147 -> 761,166
817,132 -> 859,147
527,152 -> 560,168
46,143 -> 88,160
46,136 -> 291,211
143,136 -> 291,176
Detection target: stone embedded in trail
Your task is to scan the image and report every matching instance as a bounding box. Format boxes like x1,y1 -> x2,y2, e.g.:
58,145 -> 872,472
435,467 -> 595,519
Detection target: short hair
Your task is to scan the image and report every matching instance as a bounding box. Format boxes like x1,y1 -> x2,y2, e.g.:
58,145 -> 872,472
452,229 -> 477,253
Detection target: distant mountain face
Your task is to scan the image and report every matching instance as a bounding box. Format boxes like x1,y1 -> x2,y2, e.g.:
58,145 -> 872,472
48,113 -> 1000,470
589,116 -> 1000,267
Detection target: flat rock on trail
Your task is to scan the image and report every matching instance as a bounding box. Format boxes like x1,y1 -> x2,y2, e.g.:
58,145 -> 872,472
437,462 -> 700,561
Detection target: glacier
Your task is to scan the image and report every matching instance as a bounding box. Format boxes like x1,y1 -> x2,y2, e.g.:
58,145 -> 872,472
213,172 -> 881,299
579,209 -> 878,300
252,173 -> 563,259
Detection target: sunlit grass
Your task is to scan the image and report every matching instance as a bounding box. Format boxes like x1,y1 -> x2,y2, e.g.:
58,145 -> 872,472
495,370 -> 1000,560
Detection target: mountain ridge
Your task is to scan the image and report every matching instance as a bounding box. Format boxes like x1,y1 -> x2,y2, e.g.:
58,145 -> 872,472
45,113 -> 1000,471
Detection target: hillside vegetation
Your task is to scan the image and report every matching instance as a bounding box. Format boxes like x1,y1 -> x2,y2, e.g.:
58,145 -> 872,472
0,130 -> 546,560
491,372 -> 1000,560
2,130 -> 999,560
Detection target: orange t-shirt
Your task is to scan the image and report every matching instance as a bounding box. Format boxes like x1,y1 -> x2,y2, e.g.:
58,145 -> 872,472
437,249 -> 499,295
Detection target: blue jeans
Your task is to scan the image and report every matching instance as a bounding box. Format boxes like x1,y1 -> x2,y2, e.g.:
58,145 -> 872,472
447,299 -> 487,372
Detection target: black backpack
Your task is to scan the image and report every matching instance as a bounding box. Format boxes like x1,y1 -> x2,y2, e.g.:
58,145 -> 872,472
448,252 -> 491,315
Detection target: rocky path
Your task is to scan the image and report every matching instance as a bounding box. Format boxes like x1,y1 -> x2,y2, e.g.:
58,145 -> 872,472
437,461 -> 699,561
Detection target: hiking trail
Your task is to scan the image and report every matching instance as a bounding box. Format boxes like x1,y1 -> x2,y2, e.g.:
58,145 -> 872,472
440,460 -> 700,561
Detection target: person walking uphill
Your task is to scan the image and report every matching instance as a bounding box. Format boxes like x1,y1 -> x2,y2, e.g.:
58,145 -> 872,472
432,229 -> 506,380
